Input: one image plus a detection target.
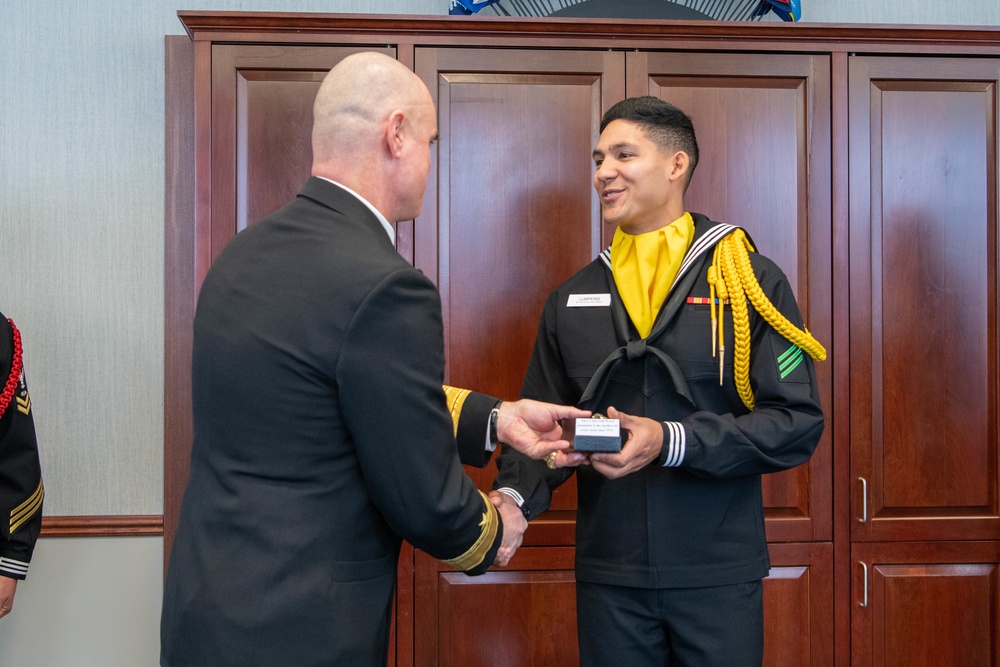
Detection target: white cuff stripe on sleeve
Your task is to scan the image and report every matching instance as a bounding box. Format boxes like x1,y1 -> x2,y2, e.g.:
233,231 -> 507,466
0,557 -> 29,576
662,421 -> 685,467
497,487 -> 524,507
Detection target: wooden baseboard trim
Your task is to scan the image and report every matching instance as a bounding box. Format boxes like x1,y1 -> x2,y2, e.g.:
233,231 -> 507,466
40,515 -> 164,537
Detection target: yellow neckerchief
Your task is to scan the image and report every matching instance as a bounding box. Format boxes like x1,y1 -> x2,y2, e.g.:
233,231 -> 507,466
610,212 -> 694,338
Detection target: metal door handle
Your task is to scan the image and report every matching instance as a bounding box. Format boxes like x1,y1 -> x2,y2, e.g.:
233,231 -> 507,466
859,561 -> 869,607
858,477 -> 868,523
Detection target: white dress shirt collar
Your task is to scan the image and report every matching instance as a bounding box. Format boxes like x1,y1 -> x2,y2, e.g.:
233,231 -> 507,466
315,176 -> 395,248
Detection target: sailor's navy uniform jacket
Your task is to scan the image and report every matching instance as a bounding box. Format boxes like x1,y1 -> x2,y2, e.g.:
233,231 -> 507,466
494,214 -> 824,589
0,313 -> 44,581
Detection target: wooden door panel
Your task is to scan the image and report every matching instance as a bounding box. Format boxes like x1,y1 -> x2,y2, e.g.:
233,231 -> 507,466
764,543 -> 834,667
415,48 -> 624,510
852,541 -> 1000,667
630,51 -> 834,542
413,547 -> 578,667
205,45 -> 394,282
235,74 -> 318,232
849,57 -> 1000,542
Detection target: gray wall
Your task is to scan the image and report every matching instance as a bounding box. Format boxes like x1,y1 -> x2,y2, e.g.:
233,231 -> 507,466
0,0 -> 996,664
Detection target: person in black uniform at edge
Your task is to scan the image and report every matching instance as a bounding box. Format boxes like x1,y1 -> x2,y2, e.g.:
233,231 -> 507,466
0,311 -> 44,620
159,52 -> 589,667
494,96 -> 827,666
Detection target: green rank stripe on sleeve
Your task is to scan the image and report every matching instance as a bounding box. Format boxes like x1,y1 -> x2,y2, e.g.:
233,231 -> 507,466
771,337 -> 809,383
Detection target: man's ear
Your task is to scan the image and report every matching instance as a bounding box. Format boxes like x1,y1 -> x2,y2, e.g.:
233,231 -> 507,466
668,151 -> 690,185
384,110 -> 406,158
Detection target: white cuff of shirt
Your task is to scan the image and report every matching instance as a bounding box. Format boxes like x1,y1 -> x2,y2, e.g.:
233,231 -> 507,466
485,425 -> 495,452
496,487 -> 524,507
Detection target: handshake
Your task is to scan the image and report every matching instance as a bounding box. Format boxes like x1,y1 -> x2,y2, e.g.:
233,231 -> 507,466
484,398 -> 591,567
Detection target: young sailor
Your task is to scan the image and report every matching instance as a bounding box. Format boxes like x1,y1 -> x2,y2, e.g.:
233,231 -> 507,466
495,96 -> 825,667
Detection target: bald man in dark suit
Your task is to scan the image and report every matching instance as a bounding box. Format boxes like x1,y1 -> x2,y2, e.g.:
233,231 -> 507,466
160,52 -> 587,667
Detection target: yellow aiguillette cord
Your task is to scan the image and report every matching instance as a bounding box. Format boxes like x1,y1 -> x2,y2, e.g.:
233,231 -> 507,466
707,228 -> 827,410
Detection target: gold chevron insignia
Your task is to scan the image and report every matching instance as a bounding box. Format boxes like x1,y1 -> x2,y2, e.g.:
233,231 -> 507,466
15,394 -> 30,415
10,480 -> 44,534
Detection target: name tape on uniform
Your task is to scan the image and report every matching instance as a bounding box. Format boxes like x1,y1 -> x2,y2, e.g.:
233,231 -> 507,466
567,294 -> 611,307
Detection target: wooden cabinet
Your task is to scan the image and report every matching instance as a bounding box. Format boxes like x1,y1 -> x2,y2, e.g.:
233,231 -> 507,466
851,542 -> 1000,667
165,13 -> 1000,666
848,55 -> 1000,666
849,55 -> 1000,543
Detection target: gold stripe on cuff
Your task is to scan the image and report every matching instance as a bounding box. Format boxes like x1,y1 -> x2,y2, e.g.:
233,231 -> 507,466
442,385 -> 471,438
443,490 -> 498,571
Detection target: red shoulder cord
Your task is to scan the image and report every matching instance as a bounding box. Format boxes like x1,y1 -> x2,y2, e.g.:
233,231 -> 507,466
0,319 -> 24,419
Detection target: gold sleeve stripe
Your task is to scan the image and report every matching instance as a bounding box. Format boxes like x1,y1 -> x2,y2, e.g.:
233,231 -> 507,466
443,490 -> 498,571
442,385 -> 471,438
10,480 -> 44,534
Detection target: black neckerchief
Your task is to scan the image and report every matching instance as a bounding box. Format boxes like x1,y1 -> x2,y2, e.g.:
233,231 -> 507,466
578,217 -> 739,409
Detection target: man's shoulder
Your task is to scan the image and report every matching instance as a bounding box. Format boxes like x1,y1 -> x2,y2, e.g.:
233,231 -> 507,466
558,256 -> 608,289
545,256 -> 609,303
689,213 -> 788,281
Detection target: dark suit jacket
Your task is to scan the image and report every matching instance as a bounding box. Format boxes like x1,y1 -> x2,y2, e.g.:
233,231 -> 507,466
161,178 -> 503,667
0,313 -> 43,580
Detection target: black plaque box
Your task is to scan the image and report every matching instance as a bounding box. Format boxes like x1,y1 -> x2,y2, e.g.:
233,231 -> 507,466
561,416 -> 623,452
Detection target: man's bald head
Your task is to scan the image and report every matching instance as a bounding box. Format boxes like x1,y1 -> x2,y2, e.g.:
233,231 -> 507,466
312,52 -> 432,164
310,52 -> 438,223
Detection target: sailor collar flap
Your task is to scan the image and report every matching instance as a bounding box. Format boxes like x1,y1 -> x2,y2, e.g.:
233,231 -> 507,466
578,217 -> 741,410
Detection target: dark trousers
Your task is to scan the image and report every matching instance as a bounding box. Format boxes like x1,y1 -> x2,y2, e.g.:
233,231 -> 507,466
576,579 -> 764,667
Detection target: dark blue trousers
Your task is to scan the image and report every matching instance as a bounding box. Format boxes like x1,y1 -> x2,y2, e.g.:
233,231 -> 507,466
576,579 -> 764,667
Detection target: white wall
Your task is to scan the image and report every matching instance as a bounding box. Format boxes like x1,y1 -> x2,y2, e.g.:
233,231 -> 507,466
0,0 -> 996,664
801,0 -> 999,25
0,538 -> 162,666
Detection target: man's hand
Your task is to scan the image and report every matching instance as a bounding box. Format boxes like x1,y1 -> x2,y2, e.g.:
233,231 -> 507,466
0,576 -> 17,620
544,449 -> 592,469
497,399 -> 590,460
590,407 -> 664,480
490,491 -> 527,567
